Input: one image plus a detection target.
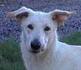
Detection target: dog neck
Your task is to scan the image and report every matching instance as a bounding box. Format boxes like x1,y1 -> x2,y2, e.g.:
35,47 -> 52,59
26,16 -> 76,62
24,44 -> 56,70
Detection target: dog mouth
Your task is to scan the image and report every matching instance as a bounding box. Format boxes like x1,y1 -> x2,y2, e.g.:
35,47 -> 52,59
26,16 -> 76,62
30,48 -> 45,54
30,50 -> 40,54
29,46 -> 45,54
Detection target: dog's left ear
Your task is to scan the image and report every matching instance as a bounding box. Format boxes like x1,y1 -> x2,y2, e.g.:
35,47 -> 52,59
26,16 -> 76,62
7,6 -> 34,21
49,9 -> 74,26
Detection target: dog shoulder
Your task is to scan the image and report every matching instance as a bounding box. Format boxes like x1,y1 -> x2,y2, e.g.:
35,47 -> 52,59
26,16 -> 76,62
55,41 -> 81,69
57,41 -> 81,53
57,41 -> 81,64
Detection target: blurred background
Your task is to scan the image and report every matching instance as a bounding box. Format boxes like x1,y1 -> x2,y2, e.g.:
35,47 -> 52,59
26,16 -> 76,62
0,0 -> 81,70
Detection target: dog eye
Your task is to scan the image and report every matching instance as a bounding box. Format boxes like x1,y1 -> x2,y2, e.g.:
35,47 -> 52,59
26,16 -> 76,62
27,24 -> 34,30
44,26 -> 50,31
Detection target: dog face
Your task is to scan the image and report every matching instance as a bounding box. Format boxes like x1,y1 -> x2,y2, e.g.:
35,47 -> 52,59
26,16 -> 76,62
21,12 -> 56,54
8,7 -> 73,54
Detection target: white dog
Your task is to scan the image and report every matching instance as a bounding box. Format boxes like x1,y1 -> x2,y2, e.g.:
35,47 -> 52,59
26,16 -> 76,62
8,7 -> 81,70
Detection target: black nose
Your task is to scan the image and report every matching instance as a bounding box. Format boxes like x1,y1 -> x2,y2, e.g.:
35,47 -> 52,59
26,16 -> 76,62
31,39 -> 41,51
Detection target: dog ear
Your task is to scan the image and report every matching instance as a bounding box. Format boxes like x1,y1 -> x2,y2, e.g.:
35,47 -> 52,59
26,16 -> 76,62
49,9 -> 74,26
7,6 -> 34,21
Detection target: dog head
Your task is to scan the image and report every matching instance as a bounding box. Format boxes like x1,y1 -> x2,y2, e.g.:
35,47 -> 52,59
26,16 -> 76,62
8,6 -> 73,54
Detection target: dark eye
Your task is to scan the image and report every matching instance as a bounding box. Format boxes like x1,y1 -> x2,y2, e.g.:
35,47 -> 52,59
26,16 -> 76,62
44,26 -> 50,31
27,24 -> 33,30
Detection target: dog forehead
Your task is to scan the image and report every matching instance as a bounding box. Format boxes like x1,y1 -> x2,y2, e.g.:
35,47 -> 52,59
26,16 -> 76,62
32,12 -> 49,20
34,11 -> 48,16
29,12 -> 52,24
21,11 -> 54,28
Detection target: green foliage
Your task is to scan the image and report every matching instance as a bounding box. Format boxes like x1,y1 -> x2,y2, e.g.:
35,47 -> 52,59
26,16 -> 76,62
0,39 -> 25,70
61,32 -> 81,45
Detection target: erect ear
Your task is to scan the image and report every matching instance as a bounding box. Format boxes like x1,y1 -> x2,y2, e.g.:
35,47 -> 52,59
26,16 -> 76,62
7,6 -> 34,21
49,9 -> 74,26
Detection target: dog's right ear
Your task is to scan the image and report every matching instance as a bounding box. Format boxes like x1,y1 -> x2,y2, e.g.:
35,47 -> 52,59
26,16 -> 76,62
7,6 -> 34,21
49,9 -> 74,26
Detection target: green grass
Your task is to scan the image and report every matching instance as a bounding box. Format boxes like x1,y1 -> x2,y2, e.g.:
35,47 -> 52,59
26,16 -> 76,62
0,39 -> 25,70
0,32 -> 81,70
61,32 -> 81,45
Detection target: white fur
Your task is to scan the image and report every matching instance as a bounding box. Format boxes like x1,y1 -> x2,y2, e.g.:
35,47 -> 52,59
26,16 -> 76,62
9,7 -> 81,70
